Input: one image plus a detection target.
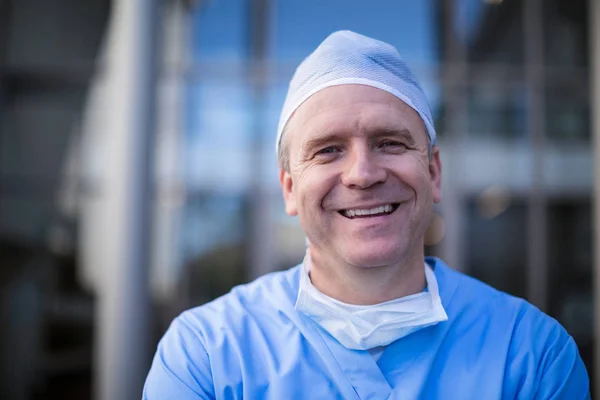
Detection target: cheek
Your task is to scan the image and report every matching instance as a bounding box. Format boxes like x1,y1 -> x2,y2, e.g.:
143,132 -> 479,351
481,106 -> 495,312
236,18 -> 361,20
388,157 -> 431,189
295,168 -> 339,212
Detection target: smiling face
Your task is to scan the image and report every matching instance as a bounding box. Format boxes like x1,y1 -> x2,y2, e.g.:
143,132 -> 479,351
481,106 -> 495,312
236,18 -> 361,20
280,84 -> 442,270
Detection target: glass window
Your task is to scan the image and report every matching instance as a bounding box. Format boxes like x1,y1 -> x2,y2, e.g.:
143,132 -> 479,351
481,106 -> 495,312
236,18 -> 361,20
543,0 -> 588,67
185,82 -> 254,193
547,199 -> 593,372
180,192 -> 249,305
466,197 -> 527,299
191,0 -> 249,61
421,79 -> 444,130
456,0 -> 524,65
545,81 -> 590,142
467,80 -> 527,140
273,0 -> 441,68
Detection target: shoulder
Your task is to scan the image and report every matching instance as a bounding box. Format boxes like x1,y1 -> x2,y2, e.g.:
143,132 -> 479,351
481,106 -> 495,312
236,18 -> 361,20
431,258 -> 589,398
435,258 -> 574,349
430,257 -> 526,319
143,266 -> 302,399
502,298 -> 590,397
160,265 -> 304,365
179,265 -> 301,336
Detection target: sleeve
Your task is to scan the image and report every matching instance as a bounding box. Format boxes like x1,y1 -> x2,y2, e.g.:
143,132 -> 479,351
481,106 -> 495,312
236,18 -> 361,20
143,315 -> 215,400
534,336 -> 590,400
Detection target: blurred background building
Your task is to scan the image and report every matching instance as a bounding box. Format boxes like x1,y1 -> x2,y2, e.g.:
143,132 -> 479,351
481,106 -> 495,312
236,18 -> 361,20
0,0 -> 595,398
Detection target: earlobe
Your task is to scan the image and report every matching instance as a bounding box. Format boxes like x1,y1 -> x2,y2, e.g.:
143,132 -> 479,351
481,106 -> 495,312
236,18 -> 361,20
279,169 -> 298,216
430,147 -> 442,203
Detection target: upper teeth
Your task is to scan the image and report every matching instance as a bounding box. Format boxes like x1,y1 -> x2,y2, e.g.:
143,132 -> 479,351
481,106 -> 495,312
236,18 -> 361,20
344,204 -> 393,218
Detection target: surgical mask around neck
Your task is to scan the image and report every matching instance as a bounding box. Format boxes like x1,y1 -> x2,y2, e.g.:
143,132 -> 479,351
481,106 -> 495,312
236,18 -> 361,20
295,255 -> 448,350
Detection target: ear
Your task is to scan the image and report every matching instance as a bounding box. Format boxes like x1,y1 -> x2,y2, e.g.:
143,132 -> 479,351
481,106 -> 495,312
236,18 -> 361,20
429,146 -> 442,203
279,168 -> 298,216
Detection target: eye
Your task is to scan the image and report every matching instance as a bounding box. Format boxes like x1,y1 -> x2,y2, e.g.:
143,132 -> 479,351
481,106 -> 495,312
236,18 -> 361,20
379,140 -> 406,149
315,146 -> 340,156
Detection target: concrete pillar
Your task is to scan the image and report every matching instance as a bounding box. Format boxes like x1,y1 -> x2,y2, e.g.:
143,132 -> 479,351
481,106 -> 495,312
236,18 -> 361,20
93,0 -> 159,399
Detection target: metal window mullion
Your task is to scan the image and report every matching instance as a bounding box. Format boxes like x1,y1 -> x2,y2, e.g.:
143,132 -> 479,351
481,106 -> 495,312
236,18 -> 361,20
524,0 -> 548,312
440,0 -> 468,272
248,0 -> 276,280
589,0 -> 600,394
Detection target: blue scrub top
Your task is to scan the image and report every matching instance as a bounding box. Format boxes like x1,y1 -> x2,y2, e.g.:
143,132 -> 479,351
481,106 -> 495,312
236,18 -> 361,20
143,257 -> 590,399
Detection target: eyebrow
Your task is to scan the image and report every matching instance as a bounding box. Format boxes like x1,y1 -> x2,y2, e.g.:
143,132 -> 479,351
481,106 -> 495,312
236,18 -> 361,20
370,128 -> 416,146
302,134 -> 345,155
301,127 -> 416,154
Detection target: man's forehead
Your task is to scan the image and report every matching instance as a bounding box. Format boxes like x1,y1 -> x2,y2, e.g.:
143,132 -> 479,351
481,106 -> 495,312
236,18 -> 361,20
298,84 -> 406,110
291,85 -> 425,135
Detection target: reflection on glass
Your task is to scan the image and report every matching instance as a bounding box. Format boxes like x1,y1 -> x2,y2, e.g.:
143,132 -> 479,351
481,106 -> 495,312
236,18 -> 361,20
191,0 -> 248,61
185,83 -> 254,192
467,81 -> 527,140
420,80 -> 444,132
543,0 -> 588,67
545,83 -> 590,142
466,198 -> 527,299
181,193 -> 248,306
457,0 -> 524,65
547,199 -> 592,373
273,0 -> 441,67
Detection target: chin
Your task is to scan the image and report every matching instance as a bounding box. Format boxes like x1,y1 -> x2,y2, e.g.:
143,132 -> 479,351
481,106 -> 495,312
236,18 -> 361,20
340,240 -> 407,269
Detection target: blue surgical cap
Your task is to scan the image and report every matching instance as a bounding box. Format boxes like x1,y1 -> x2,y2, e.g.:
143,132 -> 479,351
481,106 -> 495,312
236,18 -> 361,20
276,30 -> 436,153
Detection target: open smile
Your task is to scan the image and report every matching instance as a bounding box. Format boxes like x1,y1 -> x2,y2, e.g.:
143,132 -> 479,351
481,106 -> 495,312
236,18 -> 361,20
338,203 -> 400,219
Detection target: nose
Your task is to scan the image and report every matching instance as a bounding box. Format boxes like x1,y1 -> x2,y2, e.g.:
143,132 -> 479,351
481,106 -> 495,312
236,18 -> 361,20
340,145 -> 387,189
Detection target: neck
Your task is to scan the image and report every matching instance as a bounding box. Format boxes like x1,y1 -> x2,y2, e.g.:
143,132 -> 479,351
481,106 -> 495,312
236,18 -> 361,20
307,246 -> 427,305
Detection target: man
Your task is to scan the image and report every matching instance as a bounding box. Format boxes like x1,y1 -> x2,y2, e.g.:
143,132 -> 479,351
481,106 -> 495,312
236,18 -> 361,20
143,31 -> 589,399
